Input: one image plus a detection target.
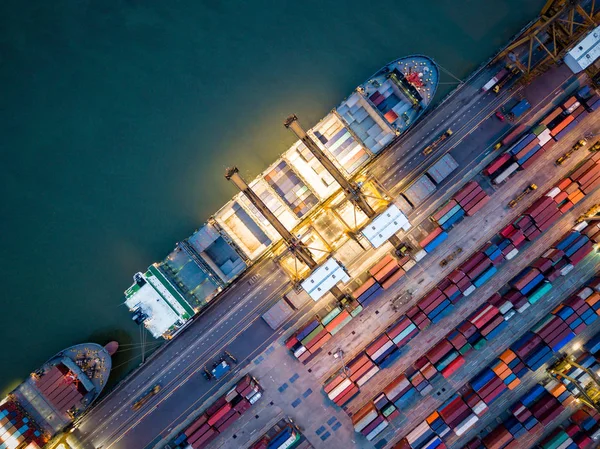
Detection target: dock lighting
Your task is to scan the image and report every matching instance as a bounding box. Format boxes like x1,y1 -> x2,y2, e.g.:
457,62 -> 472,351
573,342 -> 582,351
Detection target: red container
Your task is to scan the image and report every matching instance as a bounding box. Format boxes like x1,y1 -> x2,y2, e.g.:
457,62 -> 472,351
366,334 -> 391,356
460,252 -> 488,274
463,190 -> 488,211
433,201 -> 458,221
466,197 -> 490,216
419,288 -> 445,310
454,181 -> 479,202
525,196 -> 555,218
426,339 -> 453,364
459,185 -> 484,207
571,159 -> 597,180
441,355 -> 465,378
569,241 -> 594,265
420,227 -> 443,247
481,315 -> 504,337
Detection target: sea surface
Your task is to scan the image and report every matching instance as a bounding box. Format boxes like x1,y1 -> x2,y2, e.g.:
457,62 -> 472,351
0,0 -> 546,394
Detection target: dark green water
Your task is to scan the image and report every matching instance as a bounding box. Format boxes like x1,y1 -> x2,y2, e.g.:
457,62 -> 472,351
0,0 -> 546,394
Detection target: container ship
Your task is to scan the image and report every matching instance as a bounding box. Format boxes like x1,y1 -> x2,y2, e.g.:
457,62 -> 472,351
0,342 -> 115,448
125,56 -> 439,339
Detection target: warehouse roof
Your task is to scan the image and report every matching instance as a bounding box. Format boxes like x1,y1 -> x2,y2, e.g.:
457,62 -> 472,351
565,25 -> 600,73
301,257 -> 350,301
362,203 -> 411,248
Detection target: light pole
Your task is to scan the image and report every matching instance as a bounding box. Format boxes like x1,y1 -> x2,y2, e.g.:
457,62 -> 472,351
334,349 -> 350,376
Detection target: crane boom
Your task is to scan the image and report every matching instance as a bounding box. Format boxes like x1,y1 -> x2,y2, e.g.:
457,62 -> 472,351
225,167 -> 317,269
284,115 -> 376,218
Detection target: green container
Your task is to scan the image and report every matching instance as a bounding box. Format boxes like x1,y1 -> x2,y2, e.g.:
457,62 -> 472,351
542,430 -> 568,449
532,123 -> 547,136
331,316 -> 353,335
321,307 -> 341,326
528,282 -> 553,305
350,305 -> 363,317
382,403 -> 397,417
459,343 -> 472,355
531,314 -> 553,333
301,324 -> 324,346
473,338 -> 487,350
435,351 -> 458,371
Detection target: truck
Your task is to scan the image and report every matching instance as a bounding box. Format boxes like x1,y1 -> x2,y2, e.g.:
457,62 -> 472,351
132,384 -> 161,411
423,129 -> 453,155
509,99 -> 531,120
482,68 -> 509,93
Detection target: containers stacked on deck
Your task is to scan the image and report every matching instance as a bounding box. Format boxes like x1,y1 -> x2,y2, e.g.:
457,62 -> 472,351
577,84 -> 600,112
352,403 -> 390,441
0,401 -> 45,449
172,375 -> 262,449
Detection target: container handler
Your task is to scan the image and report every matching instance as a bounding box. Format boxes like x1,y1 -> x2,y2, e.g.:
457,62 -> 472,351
508,184 -> 537,208
548,355 -> 600,413
556,139 -> 587,165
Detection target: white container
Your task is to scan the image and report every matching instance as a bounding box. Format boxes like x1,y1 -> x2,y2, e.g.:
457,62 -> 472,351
371,341 -> 394,361
455,414 -> 479,436
506,248 -> 519,260
503,310 -> 517,321
356,365 -> 380,387
573,221 -> 589,232
414,250 -> 427,262
294,346 -> 307,358
560,264 -> 574,276
493,162 -> 519,184
366,420 -> 389,441
403,259 -> 417,271
463,285 -> 476,297
517,302 -> 530,313
473,401 -> 488,416
546,187 -> 561,198
578,287 -> 593,299
406,421 -> 431,444
328,378 -> 352,400
354,409 -> 378,432
499,301 -> 513,314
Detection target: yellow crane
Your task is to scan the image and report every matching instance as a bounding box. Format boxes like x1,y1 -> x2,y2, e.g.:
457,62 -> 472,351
547,355 -> 600,413
576,204 -> 600,223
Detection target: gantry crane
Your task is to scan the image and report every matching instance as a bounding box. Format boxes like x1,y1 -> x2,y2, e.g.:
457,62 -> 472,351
284,114 -> 409,254
576,204 -> 600,223
225,167 -> 318,269
548,354 -> 600,413
495,0 -> 597,79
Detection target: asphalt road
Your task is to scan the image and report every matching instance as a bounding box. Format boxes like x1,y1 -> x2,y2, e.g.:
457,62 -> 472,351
73,57 -> 583,449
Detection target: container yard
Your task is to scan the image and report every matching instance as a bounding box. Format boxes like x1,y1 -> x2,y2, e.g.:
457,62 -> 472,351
53,4 -> 600,449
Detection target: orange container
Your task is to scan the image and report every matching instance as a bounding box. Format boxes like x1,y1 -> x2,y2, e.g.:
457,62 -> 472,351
369,255 -> 395,277
507,378 -> 521,390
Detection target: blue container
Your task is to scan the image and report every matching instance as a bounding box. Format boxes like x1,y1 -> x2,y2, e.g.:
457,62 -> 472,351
431,303 -> 454,324
438,204 -> 463,225
579,85 -> 592,98
498,239 -> 512,251
523,416 -> 538,430
584,332 -> 600,354
504,373 -> 516,385
584,312 -> 598,325
360,290 -> 383,308
448,290 -> 462,303
441,209 -> 466,231
423,438 -> 443,449
517,144 -> 541,164
394,388 -> 417,409
174,434 -> 187,445
467,331 -> 482,345
528,349 -> 553,371
425,231 -> 449,253
521,384 -> 545,407
551,332 -> 575,352
359,282 -> 382,301
474,265 -> 498,288
521,273 -> 545,295
297,320 -> 320,341
556,232 -> 580,251
565,235 -> 590,257
511,99 -> 531,118
486,320 -> 508,340
569,317 -> 583,330
510,133 -> 536,154
555,120 -> 578,141
556,306 -> 574,320
379,348 -> 402,368
484,244 -> 499,257
490,248 -> 503,261
471,369 -> 495,391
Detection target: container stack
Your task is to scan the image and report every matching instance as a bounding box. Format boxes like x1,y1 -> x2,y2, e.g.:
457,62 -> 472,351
369,254 -> 406,290
577,84 -> 600,112
324,372 -> 360,407
384,374 -> 418,411
285,316 -> 331,364
386,315 -> 420,349
366,333 -> 399,369
419,226 -> 449,253
352,403 -> 389,441
453,181 -> 490,217
173,375 -> 262,449
352,276 -> 384,308
417,287 -> 455,324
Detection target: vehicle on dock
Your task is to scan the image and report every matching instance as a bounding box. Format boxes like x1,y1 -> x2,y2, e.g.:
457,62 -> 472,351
508,184 -> 537,208
132,385 -> 161,411
423,129 -> 453,155
210,358 -> 231,381
482,68 -> 509,93
495,111 -> 505,121
508,99 -> 531,121
556,139 -> 587,165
